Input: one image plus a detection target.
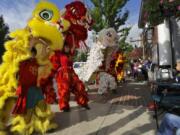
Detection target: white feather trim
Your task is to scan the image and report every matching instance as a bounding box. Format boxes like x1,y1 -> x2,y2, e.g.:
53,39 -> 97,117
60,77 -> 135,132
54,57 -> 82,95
77,42 -> 105,82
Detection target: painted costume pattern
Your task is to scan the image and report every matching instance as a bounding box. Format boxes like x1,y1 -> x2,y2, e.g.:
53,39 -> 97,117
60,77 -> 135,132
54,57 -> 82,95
47,1 -> 93,111
12,58 -> 39,114
50,51 -> 88,110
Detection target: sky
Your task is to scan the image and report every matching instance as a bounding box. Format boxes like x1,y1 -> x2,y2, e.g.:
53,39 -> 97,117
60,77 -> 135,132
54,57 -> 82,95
0,0 -> 142,45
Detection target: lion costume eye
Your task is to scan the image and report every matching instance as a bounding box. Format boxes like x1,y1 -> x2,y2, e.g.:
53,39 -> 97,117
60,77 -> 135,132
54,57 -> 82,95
39,9 -> 53,21
70,7 -> 76,14
106,32 -> 112,37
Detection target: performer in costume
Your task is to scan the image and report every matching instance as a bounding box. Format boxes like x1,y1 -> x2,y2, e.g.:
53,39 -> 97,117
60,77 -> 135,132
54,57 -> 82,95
96,28 -> 119,95
50,46 -> 89,112
10,43 -> 56,135
48,1 -> 93,111
77,28 -> 118,95
0,1 -> 70,135
116,52 -> 125,82
110,50 -> 125,82
12,47 -> 42,115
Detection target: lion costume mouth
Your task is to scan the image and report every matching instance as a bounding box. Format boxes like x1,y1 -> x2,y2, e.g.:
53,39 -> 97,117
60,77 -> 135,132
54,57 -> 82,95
63,1 -> 93,29
45,20 -> 64,32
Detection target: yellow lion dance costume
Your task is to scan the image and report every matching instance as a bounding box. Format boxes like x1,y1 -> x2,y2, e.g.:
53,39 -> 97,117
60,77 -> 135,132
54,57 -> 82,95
115,52 -> 126,82
0,1 -> 69,135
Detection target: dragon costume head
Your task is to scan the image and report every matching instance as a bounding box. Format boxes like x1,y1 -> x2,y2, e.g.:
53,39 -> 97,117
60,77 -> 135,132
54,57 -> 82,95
64,1 -> 86,21
63,1 -> 93,28
98,28 -> 119,47
28,1 -> 70,51
62,1 -> 93,53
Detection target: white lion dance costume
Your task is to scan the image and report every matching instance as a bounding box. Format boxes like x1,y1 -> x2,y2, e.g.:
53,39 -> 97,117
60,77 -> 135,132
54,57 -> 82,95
0,1 -> 69,135
78,28 -> 118,95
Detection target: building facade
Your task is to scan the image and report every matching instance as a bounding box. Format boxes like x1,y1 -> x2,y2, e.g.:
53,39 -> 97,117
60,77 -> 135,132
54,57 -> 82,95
139,0 -> 180,67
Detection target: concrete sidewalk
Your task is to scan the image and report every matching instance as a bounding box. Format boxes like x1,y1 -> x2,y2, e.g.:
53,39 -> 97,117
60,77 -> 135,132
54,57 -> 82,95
48,81 -> 156,135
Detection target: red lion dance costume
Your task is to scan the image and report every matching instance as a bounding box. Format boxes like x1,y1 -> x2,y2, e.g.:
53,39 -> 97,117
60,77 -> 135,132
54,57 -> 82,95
110,50 -> 126,82
49,1 -> 93,111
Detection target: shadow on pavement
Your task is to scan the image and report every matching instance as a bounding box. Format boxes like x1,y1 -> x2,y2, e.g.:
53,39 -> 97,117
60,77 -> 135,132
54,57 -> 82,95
51,80 -> 155,134
86,107 -> 154,135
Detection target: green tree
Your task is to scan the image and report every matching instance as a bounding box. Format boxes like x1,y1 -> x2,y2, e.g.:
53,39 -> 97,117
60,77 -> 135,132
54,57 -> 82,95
90,0 -> 129,32
120,40 -> 133,53
0,15 -> 9,62
73,51 -> 88,62
144,0 -> 180,26
89,0 -> 132,54
119,27 -> 133,54
79,52 -> 88,62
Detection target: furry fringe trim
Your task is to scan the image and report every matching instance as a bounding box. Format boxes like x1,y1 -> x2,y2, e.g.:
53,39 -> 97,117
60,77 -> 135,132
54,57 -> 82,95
0,131 -> 7,135
11,103 -> 57,135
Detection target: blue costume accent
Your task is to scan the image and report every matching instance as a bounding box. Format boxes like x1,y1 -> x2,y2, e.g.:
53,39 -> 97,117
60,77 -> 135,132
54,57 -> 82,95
26,86 -> 44,109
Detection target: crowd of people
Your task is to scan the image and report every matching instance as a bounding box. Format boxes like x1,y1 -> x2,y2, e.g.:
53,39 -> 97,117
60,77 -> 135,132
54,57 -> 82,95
128,59 -> 151,81
128,58 -> 180,135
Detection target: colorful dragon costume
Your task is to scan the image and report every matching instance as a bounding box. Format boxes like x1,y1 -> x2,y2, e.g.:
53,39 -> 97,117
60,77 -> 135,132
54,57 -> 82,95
77,28 -> 118,95
111,50 -> 126,82
0,1 -> 69,135
63,1 -> 93,54
48,1 -> 93,111
114,51 -> 125,81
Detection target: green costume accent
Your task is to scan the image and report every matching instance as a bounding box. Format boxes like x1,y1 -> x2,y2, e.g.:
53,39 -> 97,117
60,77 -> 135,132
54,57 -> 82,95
26,86 -> 44,109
